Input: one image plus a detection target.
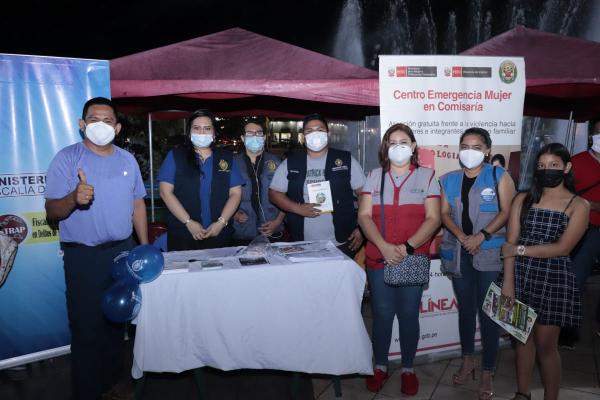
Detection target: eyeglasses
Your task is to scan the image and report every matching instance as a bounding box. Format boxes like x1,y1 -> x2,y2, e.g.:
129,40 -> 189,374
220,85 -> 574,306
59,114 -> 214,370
244,130 -> 264,137
191,126 -> 214,133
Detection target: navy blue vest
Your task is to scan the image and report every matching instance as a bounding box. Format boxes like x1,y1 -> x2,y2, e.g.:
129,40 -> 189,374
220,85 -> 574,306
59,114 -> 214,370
233,152 -> 282,239
167,147 -> 233,239
286,148 -> 356,242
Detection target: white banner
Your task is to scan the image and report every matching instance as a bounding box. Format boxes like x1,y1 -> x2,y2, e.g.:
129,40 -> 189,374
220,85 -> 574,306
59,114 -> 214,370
379,55 -> 525,146
379,55 -> 525,361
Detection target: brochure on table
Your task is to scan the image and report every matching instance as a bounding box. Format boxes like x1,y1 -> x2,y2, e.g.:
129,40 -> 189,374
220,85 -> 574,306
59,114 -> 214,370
161,240 -> 345,273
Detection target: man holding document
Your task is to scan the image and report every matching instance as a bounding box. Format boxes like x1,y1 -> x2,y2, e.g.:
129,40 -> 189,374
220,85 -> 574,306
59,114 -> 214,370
269,113 -> 366,257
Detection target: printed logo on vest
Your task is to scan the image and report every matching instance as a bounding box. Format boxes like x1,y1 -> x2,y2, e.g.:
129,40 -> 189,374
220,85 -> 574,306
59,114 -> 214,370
332,158 -> 348,172
218,159 -> 230,172
266,160 -> 277,172
480,187 -> 496,202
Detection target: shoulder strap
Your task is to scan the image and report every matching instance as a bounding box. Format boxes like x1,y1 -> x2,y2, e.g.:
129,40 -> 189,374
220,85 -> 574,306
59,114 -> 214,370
380,169 -> 386,238
563,195 -> 577,212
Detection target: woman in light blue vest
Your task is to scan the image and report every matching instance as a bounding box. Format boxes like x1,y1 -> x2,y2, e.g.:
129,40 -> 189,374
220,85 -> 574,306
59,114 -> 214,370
440,127 -> 515,400
232,121 -> 285,245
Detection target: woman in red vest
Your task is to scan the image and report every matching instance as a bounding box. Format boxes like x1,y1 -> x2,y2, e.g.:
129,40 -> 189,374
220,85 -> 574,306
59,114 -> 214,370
358,123 -> 441,396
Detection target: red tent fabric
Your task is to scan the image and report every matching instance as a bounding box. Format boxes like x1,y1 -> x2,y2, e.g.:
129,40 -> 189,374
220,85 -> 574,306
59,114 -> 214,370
110,28 -> 379,118
462,26 -> 600,121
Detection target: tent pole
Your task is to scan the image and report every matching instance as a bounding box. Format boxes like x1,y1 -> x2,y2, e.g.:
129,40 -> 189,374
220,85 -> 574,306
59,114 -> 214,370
565,110 -> 574,153
148,112 -> 155,223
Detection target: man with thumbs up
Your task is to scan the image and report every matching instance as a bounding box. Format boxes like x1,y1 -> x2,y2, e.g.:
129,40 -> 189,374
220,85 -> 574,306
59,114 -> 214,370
45,97 -> 148,400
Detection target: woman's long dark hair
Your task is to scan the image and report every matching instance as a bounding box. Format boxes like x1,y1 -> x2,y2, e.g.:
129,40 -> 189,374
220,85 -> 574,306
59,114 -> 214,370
520,143 -> 576,227
182,109 -> 218,167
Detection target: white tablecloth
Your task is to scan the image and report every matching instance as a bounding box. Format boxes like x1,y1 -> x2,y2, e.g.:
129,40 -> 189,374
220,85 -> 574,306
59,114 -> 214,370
131,247 -> 373,378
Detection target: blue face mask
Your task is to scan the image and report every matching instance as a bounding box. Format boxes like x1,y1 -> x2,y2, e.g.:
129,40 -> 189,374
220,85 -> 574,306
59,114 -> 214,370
191,133 -> 213,148
244,136 -> 265,153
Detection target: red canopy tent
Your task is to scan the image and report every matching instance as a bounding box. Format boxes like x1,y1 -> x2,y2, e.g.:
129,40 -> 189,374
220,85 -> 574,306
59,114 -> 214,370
462,25 -> 600,122
110,27 -> 379,119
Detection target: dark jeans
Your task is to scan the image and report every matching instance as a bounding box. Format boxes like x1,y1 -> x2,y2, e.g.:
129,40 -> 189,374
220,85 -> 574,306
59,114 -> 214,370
562,226 -> 600,339
367,268 -> 423,368
452,250 -> 500,371
572,226 -> 600,290
62,237 -> 135,400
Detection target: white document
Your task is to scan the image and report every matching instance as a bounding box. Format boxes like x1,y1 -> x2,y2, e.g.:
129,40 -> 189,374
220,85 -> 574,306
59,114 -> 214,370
482,282 -> 537,344
307,181 -> 334,213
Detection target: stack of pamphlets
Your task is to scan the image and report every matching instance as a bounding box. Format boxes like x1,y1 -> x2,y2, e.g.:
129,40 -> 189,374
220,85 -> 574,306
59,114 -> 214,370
482,282 -> 537,344
274,241 -> 345,263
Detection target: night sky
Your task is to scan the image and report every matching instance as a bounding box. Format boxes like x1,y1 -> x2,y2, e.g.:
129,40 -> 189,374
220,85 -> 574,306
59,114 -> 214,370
0,0 -> 345,60
3,1 -> 596,65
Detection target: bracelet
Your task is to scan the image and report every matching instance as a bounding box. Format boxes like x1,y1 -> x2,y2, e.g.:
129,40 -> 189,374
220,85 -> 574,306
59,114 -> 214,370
183,218 -> 191,225
217,216 -> 228,227
404,241 -> 415,255
517,245 -> 526,256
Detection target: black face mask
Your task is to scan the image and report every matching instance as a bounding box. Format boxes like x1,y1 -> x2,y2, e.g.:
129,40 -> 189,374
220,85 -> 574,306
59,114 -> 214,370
535,169 -> 565,188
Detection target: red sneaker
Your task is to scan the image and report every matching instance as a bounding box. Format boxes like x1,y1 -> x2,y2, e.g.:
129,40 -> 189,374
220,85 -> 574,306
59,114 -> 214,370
401,371 -> 419,396
366,368 -> 388,392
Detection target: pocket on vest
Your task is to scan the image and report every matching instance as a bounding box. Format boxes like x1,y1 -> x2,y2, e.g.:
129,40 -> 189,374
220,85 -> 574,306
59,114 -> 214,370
439,240 -> 460,277
474,247 -> 502,271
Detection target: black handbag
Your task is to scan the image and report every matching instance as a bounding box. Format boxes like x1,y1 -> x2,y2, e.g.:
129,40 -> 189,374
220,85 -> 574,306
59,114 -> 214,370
378,169 -> 430,286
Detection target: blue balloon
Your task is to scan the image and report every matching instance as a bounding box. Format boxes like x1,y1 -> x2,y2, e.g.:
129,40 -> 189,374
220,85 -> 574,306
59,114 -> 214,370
101,280 -> 142,323
111,252 -> 136,282
127,244 -> 164,283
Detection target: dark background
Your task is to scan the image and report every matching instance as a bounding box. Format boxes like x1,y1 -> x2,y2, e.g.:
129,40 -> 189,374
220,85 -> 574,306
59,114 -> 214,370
2,0 -> 597,65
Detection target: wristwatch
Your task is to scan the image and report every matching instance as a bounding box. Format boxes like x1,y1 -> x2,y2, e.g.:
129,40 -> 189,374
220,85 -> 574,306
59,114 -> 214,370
217,216 -> 228,227
516,245 -> 526,256
404,241 -> 415,255
480,229 -> 491,241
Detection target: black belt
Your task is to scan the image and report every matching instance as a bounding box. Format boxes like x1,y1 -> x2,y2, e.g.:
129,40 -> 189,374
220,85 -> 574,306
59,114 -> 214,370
61,237 -> 131,250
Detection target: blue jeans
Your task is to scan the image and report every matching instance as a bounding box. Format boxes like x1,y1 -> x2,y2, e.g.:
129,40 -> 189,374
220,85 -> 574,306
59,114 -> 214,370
367,268 -> 423,368
452,250 -> 500,371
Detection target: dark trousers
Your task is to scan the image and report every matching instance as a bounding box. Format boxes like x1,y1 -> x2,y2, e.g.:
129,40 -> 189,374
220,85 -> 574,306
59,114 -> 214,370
62,237 -> 135,400
452,250 -> 500,371
168,232 -> 232,251
561,226 -> 600,342
337,241 -> 358,259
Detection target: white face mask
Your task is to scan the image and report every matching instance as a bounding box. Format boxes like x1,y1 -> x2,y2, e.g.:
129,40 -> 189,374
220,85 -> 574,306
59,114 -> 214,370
592,134 -> 600,153
85,121 -> 115,146
305,131 -> 328,152
459,149 -> 485,169
388,145 -> 413,166
191,133 -> 213,148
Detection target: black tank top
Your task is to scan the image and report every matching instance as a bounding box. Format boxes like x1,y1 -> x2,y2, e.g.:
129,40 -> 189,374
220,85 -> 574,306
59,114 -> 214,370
461,174 -> 477,235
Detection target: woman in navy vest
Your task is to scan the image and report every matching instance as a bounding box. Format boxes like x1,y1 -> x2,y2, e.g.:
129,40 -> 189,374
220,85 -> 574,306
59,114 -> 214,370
440,128 -> 515,400
158,109 -> 244,250
358,123 -> 441,396
232,121 -> 285,245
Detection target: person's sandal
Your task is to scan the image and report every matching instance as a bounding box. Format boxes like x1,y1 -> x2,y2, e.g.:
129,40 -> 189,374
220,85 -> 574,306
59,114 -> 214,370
478,372 -> 494,400
511,392 -> 531,400
452,360 -> 477,385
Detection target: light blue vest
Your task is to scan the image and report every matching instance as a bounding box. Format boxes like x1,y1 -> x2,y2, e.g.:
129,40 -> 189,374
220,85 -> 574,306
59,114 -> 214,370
233,152 -> 282,240
439,164 -> 505,274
